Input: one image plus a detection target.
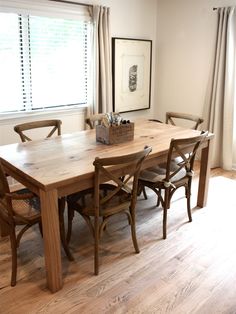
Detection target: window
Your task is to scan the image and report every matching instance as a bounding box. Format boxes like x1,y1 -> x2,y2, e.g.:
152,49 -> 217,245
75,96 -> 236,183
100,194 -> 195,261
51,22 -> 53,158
0,1 -> 92,114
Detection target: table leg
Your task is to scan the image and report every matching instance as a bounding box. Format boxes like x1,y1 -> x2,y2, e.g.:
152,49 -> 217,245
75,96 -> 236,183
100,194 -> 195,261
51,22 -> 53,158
40,189 -> 63,292
197,139 -> 213,207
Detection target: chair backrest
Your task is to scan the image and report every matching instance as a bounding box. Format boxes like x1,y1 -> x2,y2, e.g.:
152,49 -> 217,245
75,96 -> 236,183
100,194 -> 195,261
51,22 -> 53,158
166,112 -> 204,130
14,119 -> 62,142
93,146 -> 152,212
85,114 -> 105,129
164,131 -> 208,184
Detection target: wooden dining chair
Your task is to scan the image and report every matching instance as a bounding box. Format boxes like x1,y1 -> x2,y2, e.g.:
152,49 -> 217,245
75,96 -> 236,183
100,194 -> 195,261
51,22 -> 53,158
138,132 -> 208,239
0,161 -> 73,286
66,146 -> 152,275
0,162 -> 41,286
141,113 -> 204,200
14,119 -> 62,142
13,118 -> 72,260
166,112 -> 204,130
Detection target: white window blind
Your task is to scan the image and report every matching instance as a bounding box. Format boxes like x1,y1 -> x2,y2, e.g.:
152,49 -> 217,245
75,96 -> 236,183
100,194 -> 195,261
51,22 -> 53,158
0,0 -> 92,114
0,13 -> 22,112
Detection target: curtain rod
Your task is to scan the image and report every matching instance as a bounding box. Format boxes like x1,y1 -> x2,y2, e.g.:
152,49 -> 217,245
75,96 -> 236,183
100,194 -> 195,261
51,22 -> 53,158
49,0 -> 93,8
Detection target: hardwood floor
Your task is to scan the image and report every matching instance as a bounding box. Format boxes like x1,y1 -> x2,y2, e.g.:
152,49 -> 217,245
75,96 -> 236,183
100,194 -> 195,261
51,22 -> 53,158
1,165 -> 236,313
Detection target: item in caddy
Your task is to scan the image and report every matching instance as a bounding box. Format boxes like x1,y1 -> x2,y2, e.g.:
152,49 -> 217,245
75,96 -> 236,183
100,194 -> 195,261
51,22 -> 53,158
121,119 -> 130,124
101,113 -> 130,128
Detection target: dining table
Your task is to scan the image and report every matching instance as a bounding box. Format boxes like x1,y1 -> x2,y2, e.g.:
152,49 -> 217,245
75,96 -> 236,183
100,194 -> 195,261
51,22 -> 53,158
0,119 -> 214,292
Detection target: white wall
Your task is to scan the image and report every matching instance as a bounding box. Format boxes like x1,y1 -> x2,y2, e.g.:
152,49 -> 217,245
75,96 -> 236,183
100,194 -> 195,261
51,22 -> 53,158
155,0 -> 236,124
94,0 -> 158,121
0,0 -> 157,145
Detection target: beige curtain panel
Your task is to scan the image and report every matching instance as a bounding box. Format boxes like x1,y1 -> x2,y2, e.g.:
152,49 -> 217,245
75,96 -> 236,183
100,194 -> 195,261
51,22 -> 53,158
92,5 -> 112,114
204,7 -> 236,170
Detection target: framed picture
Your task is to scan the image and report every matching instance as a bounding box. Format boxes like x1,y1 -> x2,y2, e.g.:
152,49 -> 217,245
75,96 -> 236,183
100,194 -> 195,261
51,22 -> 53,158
112,37 -> 152,113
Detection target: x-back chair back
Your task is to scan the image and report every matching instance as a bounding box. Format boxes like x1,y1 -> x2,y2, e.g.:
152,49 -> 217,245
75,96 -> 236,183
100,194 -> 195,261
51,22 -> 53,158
166,112 -> 204,130
14,119 -> 62,142
142,113 -> 204,200
85,113 -> 105,129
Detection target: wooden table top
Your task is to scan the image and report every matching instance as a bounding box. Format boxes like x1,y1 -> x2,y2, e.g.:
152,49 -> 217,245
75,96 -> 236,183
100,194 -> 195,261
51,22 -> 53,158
0,119 -> 212,192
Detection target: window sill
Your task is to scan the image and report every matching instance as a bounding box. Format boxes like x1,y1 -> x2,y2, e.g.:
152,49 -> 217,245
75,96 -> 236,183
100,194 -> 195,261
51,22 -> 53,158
0,105 -> 87,124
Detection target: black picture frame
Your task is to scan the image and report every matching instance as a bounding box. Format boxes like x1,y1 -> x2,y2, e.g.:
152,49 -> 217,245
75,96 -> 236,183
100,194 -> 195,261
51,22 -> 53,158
112,37 -> 152,113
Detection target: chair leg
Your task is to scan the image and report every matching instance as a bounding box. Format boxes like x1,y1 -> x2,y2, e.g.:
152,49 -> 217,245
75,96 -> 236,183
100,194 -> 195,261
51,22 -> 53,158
142,186 -> 148,200
60,213 -> 74,261
157,189 -> 162,206
163,189 -> 170,239
16,225 -> 31,248
81,214 -> 95,238
66,206 -> 75,243
102,216 -> 107,230
152,187 -> 163,207
163,206 -> 168,239
100,217 -> 109,237
59,199 -> 74,261
9,229 -> 17,286
186,183 -> 192,222
38,221 -> 43,237
129,210 -> 140,253
187,197 -> 192,222
138,182 -> 148,199
94,214 -> 99,275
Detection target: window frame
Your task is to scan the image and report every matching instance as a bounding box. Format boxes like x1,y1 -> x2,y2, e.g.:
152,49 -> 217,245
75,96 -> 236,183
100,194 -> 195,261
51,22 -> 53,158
0,0 -> 93,119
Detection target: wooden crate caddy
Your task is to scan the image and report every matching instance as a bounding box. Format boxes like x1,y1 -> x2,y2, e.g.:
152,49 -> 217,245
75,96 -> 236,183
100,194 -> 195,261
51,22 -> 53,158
96,123 -> 134,145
